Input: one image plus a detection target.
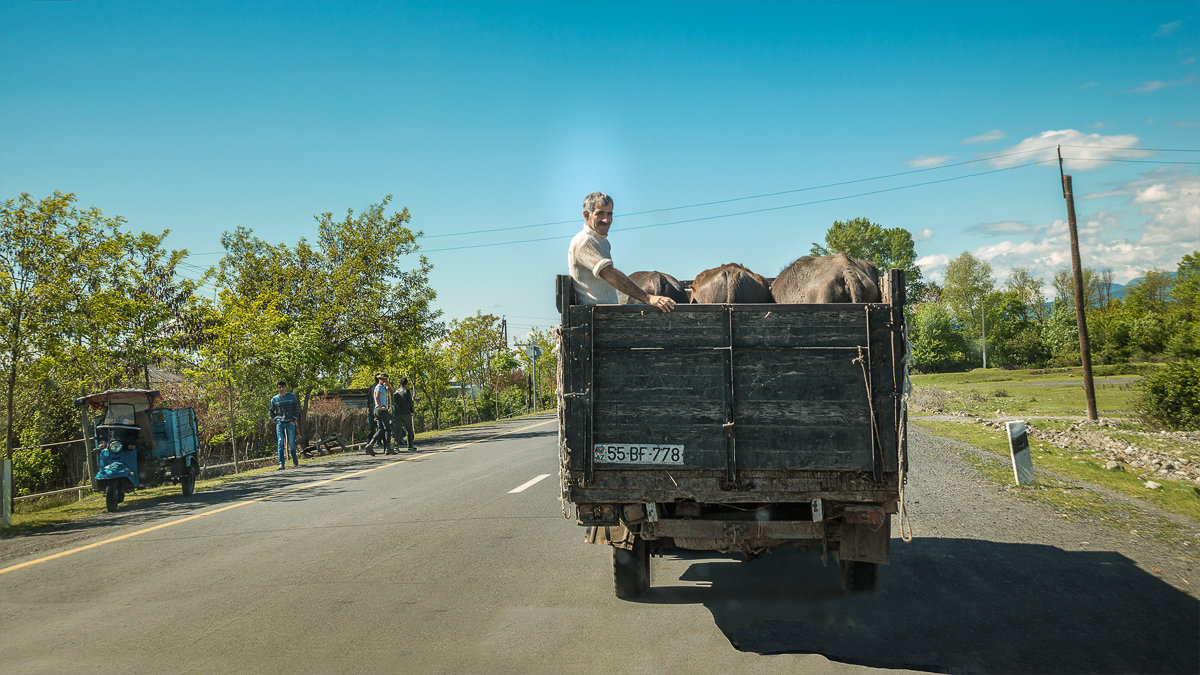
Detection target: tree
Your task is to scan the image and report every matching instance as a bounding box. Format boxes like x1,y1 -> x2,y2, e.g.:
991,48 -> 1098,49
1173,251 -> 1199,313
188,291 -> 286,469
1005,267 -> 1048,323
941,252 -> 995,350
398,338 -> 454,430
1,192 -> 201,462
446,312 -> 506,423
525,327 -> 558,409
1124,269 -> 1174,313
984,291 -> 1049,368
908,303 -> 970,372
1052,266 -> 1115,311
213,195 -> 439,412
810,217 -> 925,300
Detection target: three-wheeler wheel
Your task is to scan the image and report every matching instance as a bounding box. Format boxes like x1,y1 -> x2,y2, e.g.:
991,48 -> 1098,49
180,463 -> 197,497
104,482 -> 120,513
613,537 -> 650,599
839,560 -> 878,593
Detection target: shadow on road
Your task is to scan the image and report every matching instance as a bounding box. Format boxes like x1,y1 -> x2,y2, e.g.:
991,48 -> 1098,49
643,538 -> 1199,674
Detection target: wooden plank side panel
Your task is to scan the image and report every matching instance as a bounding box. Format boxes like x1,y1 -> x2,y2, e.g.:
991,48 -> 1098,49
592,307 -> 728,350
731,349 -> 875,471
563,306 -> 593,471
732,306 -> 875,349
592,350 -> 730,471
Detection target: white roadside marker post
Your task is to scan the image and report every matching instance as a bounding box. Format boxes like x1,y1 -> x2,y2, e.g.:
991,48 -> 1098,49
1007,420 -> 1036,485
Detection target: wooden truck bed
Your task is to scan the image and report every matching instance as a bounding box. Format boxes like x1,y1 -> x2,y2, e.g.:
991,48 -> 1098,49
556,270 -> 908,508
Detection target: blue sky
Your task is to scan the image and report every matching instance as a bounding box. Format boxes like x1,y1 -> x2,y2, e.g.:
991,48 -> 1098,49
3,0 -> 1198,342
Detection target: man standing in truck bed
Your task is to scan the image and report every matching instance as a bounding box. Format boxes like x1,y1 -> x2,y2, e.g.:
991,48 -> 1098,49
568,191 -> 676,312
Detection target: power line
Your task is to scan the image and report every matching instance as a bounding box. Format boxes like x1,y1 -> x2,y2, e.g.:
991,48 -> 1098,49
1061,157 -> 1200,165
423,144 -> 1059,240
423,159 -> 1058,253
1061,144 -> 1200,152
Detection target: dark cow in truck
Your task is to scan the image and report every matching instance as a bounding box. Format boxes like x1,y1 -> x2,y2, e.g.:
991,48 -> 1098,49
617,270 -> 690,305
772,252 -> 881,304
689,263 -> 773,304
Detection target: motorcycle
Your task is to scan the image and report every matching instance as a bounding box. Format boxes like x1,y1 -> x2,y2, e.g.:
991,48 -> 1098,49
75,389 -> 201,513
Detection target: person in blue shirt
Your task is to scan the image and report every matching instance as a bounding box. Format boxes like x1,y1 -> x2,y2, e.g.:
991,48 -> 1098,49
270,380 -> 301,469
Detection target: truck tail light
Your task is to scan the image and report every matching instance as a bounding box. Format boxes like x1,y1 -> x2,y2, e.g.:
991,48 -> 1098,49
843,505 -> 886,526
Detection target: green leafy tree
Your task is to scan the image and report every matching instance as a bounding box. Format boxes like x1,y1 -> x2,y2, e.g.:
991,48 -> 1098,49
1123,269 -> 1174,313
984,291 -> 1049,368
810,217 -> 925,299
908,303 -> 970,372
941,252 -> 994,351
397,338 -> 454,430
1139,358 -> 1200,430
1172,251 -> 1199,313
1005,267 -> 1048,323
188,291 -> 286,468
214,195 -> 438,414
446,312 -> 505,423
1052,267 -> 1117,311
525,327 -> 558,410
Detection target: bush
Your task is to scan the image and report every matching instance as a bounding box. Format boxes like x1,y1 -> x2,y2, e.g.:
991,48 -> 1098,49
1138,357 -> 1200,430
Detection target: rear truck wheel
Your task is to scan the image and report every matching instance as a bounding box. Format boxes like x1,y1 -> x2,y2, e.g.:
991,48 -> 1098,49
180,466 -> 196,497
839,560 -> 878,593
104,481 -> 120,512
613,537 -> 651,599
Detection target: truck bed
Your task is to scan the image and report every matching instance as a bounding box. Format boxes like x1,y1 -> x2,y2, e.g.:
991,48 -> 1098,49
556,270 -> 908,508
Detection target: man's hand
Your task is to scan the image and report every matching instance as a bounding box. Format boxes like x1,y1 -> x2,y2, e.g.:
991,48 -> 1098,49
647,294 -> 676,313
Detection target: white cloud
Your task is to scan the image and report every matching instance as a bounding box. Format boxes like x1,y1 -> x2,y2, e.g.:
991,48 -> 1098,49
915,254 -> 951,282
1080,81 -> 1100,89
915,228 -> 935,241
969,221 -> 1033,236
906,154 -> 954,168
1133,184 -> 1172,203
989,129 -> 1149,171
1134,173 -> 1200,245
1131,75 -> 1195,93
961,129 -> 1005,144
923,183 -> 1198,287
1154,20 -> 1183,37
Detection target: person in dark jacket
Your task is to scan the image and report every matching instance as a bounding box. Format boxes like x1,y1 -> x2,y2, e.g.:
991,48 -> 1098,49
269,381 -> 300,469
391,377 -> 417,452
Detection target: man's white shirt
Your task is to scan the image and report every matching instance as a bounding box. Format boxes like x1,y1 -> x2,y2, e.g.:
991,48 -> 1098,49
567,227 -> 618,305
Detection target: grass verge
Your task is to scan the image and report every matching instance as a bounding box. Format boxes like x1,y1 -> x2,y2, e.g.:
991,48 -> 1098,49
914,419 -> 1200,550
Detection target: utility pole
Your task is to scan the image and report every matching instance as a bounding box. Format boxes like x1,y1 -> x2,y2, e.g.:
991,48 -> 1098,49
981,296 -> 987,369
1059,146 -> 1099,421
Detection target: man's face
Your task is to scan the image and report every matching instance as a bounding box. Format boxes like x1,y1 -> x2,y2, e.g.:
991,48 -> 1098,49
277,384 -> 286,394
584,203 -> 613,237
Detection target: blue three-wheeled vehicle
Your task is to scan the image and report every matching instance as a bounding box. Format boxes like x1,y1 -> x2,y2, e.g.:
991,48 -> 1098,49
75,389 -> 201,512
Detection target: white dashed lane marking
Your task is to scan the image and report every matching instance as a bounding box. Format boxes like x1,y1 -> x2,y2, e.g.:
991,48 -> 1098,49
508,473 -> 551,493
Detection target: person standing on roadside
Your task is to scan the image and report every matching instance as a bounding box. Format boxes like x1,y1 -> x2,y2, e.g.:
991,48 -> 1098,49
270,380 -> 300,469
363,373 -> 394,456
391,377 -> 417,452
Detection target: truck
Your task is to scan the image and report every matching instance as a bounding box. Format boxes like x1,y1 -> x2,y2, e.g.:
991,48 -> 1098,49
555,269 -> 911,598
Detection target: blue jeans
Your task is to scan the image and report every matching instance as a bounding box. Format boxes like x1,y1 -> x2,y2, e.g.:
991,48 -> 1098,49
276,421 -> 297,465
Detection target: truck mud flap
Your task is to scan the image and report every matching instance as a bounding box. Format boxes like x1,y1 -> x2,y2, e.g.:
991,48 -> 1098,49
585,523 -> 635,550
836,515 -> 891,564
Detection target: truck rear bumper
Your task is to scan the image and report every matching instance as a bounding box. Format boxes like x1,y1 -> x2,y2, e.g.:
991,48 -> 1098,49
645,518 -> 824,540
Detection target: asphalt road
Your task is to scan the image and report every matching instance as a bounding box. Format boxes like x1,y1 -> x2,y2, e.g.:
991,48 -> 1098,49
1,415 -> 1197,674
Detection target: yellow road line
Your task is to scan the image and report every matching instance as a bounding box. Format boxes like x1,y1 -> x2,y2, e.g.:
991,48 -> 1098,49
0,418 -> 554,576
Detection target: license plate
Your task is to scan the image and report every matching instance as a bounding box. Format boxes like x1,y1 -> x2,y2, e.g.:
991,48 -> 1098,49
593,443 -> 684,465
